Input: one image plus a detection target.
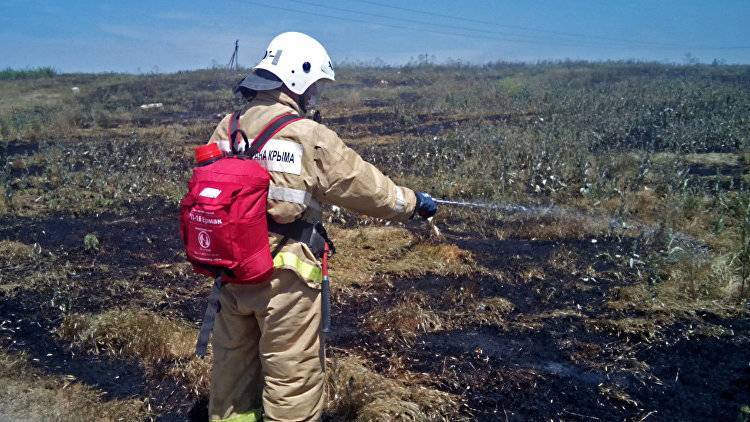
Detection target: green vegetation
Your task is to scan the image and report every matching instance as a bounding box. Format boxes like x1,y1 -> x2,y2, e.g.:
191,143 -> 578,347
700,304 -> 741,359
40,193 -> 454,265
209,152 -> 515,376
83,233 -> 100,252
0,67 -> 56,80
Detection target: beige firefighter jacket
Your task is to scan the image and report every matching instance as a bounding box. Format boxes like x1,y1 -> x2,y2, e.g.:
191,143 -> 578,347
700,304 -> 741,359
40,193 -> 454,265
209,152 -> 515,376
208,90 -> 417,287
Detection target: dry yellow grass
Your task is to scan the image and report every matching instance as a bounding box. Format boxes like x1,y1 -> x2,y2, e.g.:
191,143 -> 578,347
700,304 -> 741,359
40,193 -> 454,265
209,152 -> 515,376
149,261 -> 194,279
0,351 -> 146,421
464,296 -> 514,326
0,240 -> 38,293
57,309 -> 464,418
512,308 -> 586,333
607,253 -> 745,318
654,152 -> 741,167
0,81 -> 65,115
587,316 -> 674,342
0,239 -> 35,262
365,288 -> 514,344
394,243 -> 476,277
329,226 -> 414,284
365,292 -> 445,344
58,309 -> 211,394
59,309 -> 195,362
326,354 -> 463,421
329,226 -> 477,285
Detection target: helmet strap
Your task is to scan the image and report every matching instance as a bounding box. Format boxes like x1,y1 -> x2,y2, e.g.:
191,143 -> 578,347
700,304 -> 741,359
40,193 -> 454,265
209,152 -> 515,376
300,82 -> 323,117
304,109 -> 322,123
279,85 -> 322,122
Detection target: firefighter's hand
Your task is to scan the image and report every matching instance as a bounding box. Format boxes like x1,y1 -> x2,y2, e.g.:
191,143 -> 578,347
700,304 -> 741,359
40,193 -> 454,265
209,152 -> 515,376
414,192 -> 438,219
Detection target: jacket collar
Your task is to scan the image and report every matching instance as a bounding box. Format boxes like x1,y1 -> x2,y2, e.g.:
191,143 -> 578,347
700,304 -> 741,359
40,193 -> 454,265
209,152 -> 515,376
254,90 -> 303,116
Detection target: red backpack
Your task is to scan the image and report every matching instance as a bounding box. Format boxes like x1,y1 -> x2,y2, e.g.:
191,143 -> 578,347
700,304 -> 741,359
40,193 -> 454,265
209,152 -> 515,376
180,112 -> 304,284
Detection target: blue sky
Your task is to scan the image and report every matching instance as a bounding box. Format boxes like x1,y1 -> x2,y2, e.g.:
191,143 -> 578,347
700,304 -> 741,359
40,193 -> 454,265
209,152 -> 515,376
1,0 -> 749,73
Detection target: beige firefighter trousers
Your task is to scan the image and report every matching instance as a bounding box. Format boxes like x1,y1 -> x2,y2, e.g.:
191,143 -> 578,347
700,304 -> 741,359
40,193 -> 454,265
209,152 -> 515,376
209,269 -> 324,421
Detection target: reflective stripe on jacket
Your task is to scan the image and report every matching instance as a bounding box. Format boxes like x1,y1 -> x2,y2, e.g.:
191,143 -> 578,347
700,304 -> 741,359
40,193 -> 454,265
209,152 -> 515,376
208,90 -> 417,286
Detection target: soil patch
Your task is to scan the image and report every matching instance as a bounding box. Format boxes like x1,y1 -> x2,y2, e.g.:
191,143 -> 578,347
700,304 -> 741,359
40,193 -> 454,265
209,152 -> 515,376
0,200 -> 182,271
0,140 -> 40,159
0,288 -> 146,399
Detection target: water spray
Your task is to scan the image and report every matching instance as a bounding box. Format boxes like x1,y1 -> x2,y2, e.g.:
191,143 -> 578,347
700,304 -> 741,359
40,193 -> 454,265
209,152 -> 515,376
434,198 -> 536,213
425,198 -> 553,240
428,197 -> 707,254
434,198 -> 563,218
433,196 -> 625,227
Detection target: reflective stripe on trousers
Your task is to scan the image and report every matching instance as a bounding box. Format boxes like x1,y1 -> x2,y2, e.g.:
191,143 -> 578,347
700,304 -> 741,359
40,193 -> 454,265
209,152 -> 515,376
214,408 -> 262,422
273,251 -> 322,283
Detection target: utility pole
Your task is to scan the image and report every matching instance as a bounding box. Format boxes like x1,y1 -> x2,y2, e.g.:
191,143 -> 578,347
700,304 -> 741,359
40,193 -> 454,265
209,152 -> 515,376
227,39 -> 239,71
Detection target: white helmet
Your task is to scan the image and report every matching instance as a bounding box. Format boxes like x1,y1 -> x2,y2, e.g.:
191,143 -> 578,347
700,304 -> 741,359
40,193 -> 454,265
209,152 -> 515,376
236,32 -> 335,96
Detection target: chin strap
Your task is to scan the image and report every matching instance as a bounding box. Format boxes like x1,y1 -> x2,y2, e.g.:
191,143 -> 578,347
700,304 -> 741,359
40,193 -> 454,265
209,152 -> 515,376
304,109 -> 322,123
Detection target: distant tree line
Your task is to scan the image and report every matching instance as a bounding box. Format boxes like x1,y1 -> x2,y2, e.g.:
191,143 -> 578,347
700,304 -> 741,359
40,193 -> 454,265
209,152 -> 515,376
0,67 -> 56,80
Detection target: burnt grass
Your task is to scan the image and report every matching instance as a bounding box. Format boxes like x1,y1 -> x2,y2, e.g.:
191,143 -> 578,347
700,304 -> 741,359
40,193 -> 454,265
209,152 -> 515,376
325,110 -> 521,138
2,62 -> 749,421
1,203 -> 749,420
0,285 -> 199,420
0,202 -> 208,420
331,234 -> 750,421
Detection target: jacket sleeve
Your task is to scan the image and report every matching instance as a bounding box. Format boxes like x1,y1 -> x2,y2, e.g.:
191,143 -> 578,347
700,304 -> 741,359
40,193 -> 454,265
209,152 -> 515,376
311,124 -> 417,221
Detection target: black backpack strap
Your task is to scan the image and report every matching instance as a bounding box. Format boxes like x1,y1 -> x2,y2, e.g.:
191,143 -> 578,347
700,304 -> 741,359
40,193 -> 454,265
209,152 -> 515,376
195,274 -> 223,358
315,222 -> 336,254
247,113 -> 304,157
227,111 -> 249,154
194,237 -> 290,358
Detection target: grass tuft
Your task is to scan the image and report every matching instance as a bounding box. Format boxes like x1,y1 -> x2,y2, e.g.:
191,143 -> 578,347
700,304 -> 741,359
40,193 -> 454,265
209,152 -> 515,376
365,288 -> 514,344
58,309 -> 210,394
59,309 -> 195,363
608,252 -> 746,317
326,354 -> 463,421
330,226 -> 477,285
468,296 -> 515,326
0,239 -> 36,262
0,351 -> 146,420
366,292 -> 444,344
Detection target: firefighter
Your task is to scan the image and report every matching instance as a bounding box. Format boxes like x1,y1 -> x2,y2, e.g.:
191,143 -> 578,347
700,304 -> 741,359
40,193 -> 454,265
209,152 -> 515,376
206,32 -> 437,421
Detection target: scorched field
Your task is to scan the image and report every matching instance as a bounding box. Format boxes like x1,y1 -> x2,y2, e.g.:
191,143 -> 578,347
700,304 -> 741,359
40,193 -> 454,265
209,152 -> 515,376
0,61 -> 749,421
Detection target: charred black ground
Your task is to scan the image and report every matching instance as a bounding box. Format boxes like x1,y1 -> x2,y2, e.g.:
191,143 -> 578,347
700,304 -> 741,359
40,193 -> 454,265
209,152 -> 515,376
0,203 -> 207,419
1,184 -> 749,421
2,136 -> 749,421
332,235 -> 750,421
